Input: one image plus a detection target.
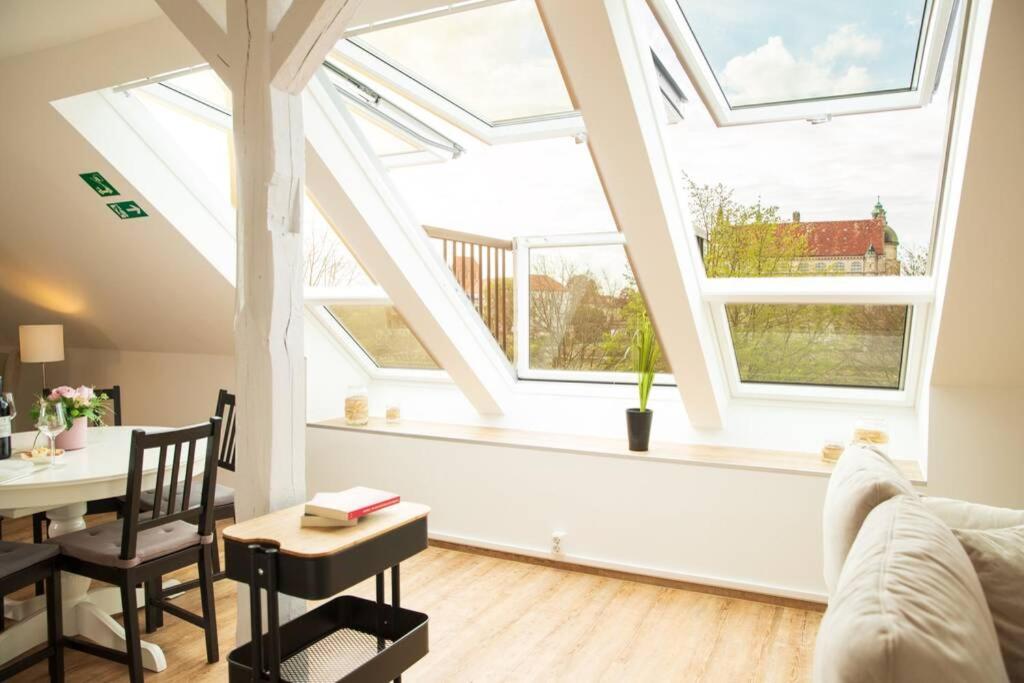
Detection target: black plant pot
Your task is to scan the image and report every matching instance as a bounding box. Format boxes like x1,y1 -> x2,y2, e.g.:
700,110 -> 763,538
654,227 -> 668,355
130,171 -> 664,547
626,408 -> 653,452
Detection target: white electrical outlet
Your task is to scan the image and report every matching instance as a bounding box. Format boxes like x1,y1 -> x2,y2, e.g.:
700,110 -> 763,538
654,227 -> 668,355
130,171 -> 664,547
551,531 -> 567,554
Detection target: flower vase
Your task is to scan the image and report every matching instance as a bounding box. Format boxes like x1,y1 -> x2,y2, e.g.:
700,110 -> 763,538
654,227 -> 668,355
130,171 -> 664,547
56,416 -> 88,451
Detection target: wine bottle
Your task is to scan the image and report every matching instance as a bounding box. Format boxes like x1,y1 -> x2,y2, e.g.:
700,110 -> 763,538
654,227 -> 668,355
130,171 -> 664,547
0,376 -> 11,460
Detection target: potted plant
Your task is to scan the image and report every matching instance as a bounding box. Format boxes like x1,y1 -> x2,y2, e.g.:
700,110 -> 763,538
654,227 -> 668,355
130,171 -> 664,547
627,312 -> 659,452
31,385 -> 109,451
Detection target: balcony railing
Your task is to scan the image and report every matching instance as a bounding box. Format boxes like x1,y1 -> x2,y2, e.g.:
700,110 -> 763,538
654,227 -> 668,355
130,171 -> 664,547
425,226 -> 514,361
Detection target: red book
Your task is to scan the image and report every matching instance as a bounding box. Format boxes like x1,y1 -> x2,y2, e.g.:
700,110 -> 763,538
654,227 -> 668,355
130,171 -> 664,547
304,487 -> 400,522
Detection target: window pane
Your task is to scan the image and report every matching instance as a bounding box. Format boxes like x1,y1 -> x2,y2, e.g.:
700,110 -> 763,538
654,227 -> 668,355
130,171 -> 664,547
326,305 -> 438,370
134,87 -> 233,203
351,1 -> 573,124
303,196 -> 374,289
674,0 -> 965,279
726,304 -> 909,389
529,245 -> 670,374
678,0 -> 928,107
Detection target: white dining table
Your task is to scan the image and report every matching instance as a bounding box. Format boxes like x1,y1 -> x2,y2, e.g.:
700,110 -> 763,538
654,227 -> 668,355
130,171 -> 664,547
0,425 -> 205,673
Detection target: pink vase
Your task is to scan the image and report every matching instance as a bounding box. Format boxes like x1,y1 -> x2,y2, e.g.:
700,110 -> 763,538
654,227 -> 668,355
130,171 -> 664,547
56,416 -> 88,451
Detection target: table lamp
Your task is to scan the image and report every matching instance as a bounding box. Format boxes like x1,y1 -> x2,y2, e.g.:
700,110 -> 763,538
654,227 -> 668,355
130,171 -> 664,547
19,324 -> 65,389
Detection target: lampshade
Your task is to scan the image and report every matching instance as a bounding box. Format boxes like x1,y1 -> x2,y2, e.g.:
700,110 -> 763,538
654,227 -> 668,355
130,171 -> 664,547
19,324 -> 65,363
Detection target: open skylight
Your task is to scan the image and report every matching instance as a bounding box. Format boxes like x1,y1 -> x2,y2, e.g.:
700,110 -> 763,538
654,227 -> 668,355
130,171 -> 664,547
650,0 -> 958,124
680,0 -> 929,108
348,0 -> 574,127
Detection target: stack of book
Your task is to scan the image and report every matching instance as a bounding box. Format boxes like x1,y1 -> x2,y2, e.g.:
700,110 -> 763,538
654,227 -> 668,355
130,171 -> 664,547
301,486 -> 400,528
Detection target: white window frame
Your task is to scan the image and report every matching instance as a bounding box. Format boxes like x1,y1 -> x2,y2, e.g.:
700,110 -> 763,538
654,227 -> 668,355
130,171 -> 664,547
123,64 -> 459,169
610,0 -> 975,408
306,296 -> 451,382
646,0 -> 959,126
514,231 -> 676,385
330,38 -> 585,145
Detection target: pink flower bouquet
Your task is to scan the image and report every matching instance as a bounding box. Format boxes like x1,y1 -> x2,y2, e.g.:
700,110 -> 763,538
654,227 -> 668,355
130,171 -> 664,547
32,385 -> 110,429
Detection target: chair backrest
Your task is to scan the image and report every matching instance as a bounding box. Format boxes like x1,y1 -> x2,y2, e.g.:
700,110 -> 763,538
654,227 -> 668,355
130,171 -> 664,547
42,385 -> 122,426
119,417 -> 222,563
215,389 -> 237,472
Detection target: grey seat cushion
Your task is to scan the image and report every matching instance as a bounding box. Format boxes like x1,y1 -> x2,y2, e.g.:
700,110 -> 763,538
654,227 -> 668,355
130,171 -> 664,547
0,540 -> 58,581
814,495 -> 1009,683
139,483 -> 235,512
47,519 -> 207,569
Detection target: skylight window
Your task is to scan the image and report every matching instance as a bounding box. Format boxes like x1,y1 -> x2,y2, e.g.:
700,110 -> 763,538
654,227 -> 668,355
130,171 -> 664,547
650,0 -> 957,124
326,304 -> 439,370
347,1 -> 574,127
679,0 -> 929,108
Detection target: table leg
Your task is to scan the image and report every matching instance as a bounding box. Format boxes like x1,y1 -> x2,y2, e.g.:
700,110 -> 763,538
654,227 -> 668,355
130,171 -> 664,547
0,504 -> 170,672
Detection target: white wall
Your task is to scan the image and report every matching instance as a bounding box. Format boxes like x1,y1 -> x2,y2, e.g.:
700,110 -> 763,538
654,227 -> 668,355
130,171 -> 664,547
306,425 -> 830,601
924,0 -> 1023,508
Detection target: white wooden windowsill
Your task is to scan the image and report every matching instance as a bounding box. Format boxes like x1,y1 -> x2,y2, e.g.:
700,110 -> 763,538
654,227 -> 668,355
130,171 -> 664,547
308,417 -> 925,483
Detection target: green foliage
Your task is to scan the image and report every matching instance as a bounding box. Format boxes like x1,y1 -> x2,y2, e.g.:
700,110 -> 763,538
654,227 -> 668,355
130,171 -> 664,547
686,176 -> 810,278
632,312 -> 659,411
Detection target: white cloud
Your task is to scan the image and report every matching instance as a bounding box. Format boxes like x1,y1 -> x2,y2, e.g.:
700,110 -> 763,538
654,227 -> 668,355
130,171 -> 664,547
720,26 -> 880,105
812,24 -> 882,63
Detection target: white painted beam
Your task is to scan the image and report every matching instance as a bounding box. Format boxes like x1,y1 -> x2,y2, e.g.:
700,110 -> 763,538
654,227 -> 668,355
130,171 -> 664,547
537,0 -> 726,428
304,73 -> 513,415
272,0 -> 365,94
155,0 -> 232,82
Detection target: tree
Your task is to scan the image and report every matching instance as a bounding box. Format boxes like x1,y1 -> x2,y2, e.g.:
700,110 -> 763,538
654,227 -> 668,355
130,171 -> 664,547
685,175 -> 810,277
899,242 -> 929,276
304,227 -> 363,288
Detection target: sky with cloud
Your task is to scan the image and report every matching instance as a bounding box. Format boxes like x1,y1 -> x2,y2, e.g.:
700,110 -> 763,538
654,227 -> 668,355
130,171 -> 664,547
383,0 -> 956,257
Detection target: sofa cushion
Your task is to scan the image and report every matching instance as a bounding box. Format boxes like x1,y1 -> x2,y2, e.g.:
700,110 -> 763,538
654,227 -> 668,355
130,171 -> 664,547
814,495 -> 1008,683
953,525 -> 1024,681
924,497 -> 1024,530
822,444 -> 916,593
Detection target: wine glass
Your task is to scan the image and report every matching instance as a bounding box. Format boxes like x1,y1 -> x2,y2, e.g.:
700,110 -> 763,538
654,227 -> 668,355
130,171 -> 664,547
36,401 -> 66,468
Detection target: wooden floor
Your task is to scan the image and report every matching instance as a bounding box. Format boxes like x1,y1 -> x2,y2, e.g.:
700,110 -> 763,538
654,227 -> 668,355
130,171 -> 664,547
4,515 -> 821,682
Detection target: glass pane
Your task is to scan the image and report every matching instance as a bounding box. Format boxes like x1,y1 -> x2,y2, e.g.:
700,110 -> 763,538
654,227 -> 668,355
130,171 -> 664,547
528,245 -> 670,374
678,0 -> 928,107
352,1 -> 574,124
160,70 -> 231,110
673,0 -> 964,279
326,304 -> 439,370
303,196 -> 374,289
134,87 -> 233,203
726,304 -> 909,389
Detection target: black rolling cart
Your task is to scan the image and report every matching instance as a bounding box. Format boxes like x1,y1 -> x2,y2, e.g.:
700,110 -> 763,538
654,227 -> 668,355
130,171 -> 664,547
222,502 -> 431,682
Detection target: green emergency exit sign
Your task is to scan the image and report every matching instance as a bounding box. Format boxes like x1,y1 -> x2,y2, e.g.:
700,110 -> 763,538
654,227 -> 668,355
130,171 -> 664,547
106,200 -> 148,220
79,171 -> 119,197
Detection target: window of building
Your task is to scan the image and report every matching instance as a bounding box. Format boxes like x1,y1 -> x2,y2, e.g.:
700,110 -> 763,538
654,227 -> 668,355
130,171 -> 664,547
852,261 -> 864,272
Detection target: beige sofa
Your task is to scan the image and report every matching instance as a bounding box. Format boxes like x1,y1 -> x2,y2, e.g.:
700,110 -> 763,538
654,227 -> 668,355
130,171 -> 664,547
814,445 -> 1024,682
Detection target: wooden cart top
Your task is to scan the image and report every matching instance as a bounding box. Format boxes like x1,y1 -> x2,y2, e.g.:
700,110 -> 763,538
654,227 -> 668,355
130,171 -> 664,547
223,501 -> 430,558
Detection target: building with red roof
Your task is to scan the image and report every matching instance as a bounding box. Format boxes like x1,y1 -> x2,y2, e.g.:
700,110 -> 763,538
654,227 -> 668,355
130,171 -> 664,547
788,199 -> 901,275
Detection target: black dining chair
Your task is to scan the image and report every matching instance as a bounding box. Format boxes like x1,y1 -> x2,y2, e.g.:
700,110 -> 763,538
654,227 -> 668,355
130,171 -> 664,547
139,389 -> 238,597
0,540 -> 63,680
46,418 -> 222,682
31,386 -> 123,596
